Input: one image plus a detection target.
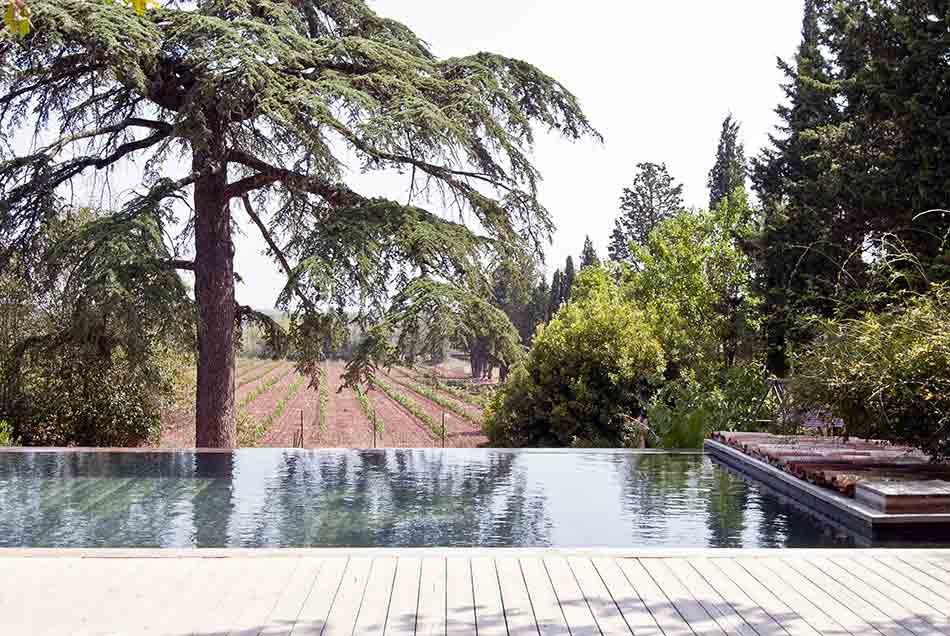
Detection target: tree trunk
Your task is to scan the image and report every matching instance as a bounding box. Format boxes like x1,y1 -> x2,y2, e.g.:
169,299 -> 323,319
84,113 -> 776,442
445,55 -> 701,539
193,142 -> 237,448
765,316 -> 787,379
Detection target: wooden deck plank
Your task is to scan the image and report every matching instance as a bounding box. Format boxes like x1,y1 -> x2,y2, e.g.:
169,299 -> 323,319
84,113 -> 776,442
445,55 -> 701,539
876,556 -> 950,602
385,557 -> 422,636
641,557 -> 727,636
162,557 -> 233,636
783,556 -> 917,636
259,557 -> 325,636
591,557 -> 663,636
847,557 -> 950,616
416,557 -> 447,636
354,556 -> 397,635
230,555 -> 300,636
749,557 -> 881,636
568,556 -> 633,636
322,556 -> 374,636
902,558 -> 950,587
129,557 -> 201,635
686,557 -> 790,636
615,557 -> 694,636
471,557 -> 507,636
829,558 -> 950,631
664,557 -> 758,636
293,557 -> 350,636
446,557 -> 476,635
711,558 -> 821,636
495,557 -> 539,636
183,557 -> 251,636
4,550 -> 950,636
36,559 -> 117,636
28,559 -> 95,636
520,556 -> 570,636
807,557 -> 950,636
544,555 -> 599,636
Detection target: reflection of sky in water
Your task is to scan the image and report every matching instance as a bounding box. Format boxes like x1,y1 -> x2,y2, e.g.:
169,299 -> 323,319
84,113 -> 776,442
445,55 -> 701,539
0,450 -> 934,548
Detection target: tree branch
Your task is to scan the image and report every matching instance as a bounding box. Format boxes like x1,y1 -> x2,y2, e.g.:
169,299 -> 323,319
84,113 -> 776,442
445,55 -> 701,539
240,194 -> 319,313
40,118 -> 173,156
224,150 -> 364,207
159,259 -> 195,271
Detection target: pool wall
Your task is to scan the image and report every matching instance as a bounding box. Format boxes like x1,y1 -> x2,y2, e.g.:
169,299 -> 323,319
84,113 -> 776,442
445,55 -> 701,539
705,439 -> 950,540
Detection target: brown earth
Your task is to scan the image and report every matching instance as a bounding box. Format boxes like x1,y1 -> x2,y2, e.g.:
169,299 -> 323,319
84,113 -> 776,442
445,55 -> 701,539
367,386 -> 439,448
380,377 -> 487,448
159,360 -> 491,448
388,368 -> 484,421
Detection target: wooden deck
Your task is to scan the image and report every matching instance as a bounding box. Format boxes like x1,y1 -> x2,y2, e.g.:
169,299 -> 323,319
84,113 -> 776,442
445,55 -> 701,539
1,549 -> 948,635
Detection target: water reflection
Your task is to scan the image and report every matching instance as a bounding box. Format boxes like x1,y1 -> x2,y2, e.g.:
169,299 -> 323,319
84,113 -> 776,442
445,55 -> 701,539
0,450 -> 937,548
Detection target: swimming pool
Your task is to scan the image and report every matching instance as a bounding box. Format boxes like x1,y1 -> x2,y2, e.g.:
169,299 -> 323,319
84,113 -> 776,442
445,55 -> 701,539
0,449 -> 939,548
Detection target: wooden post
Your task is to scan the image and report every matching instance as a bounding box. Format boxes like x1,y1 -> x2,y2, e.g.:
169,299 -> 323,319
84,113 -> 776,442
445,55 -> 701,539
373,413 -> 377,449
441,413 -> 446,448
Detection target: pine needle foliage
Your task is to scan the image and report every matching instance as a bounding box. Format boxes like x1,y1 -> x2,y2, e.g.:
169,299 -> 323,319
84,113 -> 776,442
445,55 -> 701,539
0,0 -> 598,445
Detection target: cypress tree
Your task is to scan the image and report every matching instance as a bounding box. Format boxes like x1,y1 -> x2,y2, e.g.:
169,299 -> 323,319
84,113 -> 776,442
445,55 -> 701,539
608,162 -> 684,262
751,0 -> 840,377
562,256 -> 576,303
579,235 -> 600,269
707,114 -> 746,211
0,0 -> 598,446
549,269 -> 563,316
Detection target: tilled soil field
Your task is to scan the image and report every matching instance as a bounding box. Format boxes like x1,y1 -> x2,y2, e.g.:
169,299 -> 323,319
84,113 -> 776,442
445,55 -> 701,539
159,359 -> 490,448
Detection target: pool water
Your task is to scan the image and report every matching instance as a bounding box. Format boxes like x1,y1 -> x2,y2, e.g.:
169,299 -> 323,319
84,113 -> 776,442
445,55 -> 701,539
0,449 -> 922,548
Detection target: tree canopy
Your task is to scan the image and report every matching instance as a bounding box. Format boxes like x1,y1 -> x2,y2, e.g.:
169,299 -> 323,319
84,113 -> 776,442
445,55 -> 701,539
608,162 -> 684,262
0,0 -> 598,446
707,114 -> 745,211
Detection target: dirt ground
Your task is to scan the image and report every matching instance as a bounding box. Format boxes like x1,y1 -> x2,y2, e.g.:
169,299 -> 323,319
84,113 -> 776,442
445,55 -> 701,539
159,359 -> 490,448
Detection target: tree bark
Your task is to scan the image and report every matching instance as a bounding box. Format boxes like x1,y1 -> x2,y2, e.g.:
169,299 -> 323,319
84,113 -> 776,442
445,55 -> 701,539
193,140 -> 237,448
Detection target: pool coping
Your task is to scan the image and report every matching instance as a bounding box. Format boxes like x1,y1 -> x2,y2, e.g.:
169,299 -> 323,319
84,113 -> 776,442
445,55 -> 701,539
704,439 -> 950,529
2,547 -> 949,558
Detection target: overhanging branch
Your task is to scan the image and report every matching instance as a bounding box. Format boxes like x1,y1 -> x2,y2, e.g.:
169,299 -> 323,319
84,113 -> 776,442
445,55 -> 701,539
240,194 -> 319,313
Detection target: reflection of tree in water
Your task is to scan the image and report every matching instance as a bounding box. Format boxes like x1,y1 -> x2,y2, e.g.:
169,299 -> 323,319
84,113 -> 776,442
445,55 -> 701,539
705,467 -> 750,548
611,453 -> 706,540
748,476 -> 859,548
0,452 -> 217,547
191,453 -> 235,547
240,450 -> 551,547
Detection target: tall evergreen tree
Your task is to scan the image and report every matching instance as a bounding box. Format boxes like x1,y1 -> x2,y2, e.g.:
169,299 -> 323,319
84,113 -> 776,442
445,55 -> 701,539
549,269 -> 563,315
751,0 -> 841,376
526,278 -> 550,339
608,162 -> 684,262
579,235 -> 600,269
707,114 -> 746,211
562,256 -> 576,303
0,0 -> 597,446
816,1 -> 950,274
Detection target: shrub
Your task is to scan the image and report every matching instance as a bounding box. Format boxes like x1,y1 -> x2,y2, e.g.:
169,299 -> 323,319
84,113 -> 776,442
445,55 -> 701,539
792,286 -> 950,460
10,347 -> 174,447
645,363 -> 774,448
484,270 -> 665,446
0,419 -> 17,446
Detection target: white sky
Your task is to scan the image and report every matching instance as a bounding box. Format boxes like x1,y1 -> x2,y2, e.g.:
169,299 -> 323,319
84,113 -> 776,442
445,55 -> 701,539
234,0 -> 805,310
18,1 -> 804,310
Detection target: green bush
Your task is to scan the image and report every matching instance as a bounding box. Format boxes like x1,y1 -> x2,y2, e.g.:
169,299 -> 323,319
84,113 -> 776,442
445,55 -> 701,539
645,363 -> 774,448
0,419 -> 17,446
9,346 -> 179,447
792,286 -> 950,460
484,270 -> 665,446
